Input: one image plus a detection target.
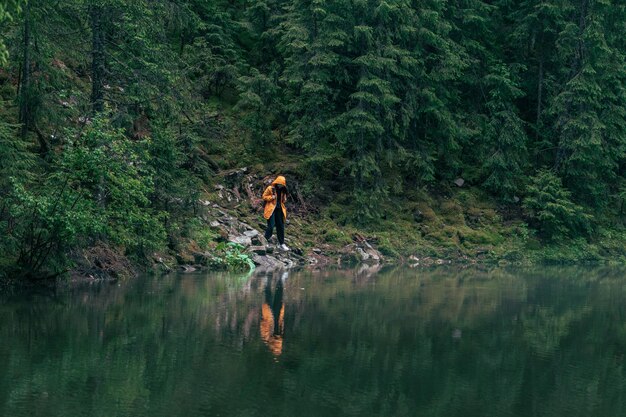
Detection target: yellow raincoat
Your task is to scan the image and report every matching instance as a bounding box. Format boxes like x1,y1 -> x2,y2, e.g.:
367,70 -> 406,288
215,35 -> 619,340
262,176 -> 287,220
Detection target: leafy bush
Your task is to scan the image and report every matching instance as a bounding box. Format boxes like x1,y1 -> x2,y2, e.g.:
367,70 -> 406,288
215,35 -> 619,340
59,116 -> 166,257
207,242 -> 255,272
3,177 -> 100,279
1,116 -> 167,279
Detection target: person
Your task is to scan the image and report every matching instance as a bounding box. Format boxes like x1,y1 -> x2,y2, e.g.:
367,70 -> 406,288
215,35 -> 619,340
262,175 -> 290,251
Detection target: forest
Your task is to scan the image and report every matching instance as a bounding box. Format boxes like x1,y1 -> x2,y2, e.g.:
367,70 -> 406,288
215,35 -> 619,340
1,0 -> 625,279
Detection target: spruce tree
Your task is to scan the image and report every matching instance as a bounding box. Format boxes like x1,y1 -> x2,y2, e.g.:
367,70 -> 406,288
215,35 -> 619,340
552,0 -> 626,208
481,63 -> 528,199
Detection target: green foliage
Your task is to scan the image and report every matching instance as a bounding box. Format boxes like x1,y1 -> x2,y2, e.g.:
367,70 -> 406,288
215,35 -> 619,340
548,1 -> 626,207
523,169 -> 591,240
481,64 -> 528,198
2,0 -> 626,276
60,116 -> 166,256
1,115 -> 168,278
4,176 -> 100,277
0,0 -> 21,65
208,242 -> 255,272
234,69 -> 279,146
0,118 -> 32,188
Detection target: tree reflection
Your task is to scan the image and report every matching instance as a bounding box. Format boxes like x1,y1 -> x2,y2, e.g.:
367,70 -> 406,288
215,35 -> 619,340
0,267 -> 625,417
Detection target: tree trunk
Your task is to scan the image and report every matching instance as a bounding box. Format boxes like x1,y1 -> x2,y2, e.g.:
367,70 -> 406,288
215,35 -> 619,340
535,55 -> 543,141
90,5 -> 105,114
19,1 -> 31,139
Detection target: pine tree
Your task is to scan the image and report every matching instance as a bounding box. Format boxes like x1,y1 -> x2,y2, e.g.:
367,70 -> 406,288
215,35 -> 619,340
481,63 -> 528,198
235,68 -> 280,146
278,0 -> 349,153
552,0 -> 626,208
502,0 -> 572,159
332,0 -> 419,219
395,0 -> 470,185
523,169 -> 590,239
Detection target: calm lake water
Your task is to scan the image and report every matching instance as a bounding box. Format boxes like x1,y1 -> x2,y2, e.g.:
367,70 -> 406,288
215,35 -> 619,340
1,266 -> 626,417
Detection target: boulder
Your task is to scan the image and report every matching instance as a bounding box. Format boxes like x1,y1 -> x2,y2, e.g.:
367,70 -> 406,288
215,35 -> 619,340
250,254 -> 283,268
365,248 -> 380,261
179,265 -> 197,273
357,247 -> 370,261
248,246 -> 267,255
228,235 -> 252,247
251,234 -> 267,246
454,178 -> 465,187
244,229 -> 259,238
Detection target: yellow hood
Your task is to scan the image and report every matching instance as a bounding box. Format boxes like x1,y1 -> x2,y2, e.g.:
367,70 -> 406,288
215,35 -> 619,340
272,175 -> 286,186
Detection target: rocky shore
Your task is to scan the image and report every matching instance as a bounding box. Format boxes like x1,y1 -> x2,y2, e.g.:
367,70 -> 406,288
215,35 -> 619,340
171,199 -> 385,273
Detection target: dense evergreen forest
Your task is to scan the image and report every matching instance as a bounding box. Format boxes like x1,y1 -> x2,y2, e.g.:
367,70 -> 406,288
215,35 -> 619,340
1,0 -> 625,279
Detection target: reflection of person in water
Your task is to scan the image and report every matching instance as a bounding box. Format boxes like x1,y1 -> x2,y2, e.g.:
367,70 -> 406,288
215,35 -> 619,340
260,274 -> 285,357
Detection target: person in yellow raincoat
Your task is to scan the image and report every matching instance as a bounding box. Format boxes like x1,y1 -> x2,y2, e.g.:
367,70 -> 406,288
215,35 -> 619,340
262,175 -> 289,251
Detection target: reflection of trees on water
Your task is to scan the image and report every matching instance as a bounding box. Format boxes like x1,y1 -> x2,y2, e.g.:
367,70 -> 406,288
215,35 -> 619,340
0,267 -> 626,416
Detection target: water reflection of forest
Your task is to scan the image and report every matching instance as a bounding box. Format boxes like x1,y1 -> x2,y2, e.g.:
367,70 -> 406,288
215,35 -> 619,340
0,266 -> 625,417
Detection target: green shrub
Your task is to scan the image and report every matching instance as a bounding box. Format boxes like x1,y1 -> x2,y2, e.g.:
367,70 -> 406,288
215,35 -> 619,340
60,116 -> 166,257
208,242 -> 255,272
1,116 -> 167,279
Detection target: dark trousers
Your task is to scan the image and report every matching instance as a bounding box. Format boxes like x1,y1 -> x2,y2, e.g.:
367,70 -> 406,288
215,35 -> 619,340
265,208 -> 285,244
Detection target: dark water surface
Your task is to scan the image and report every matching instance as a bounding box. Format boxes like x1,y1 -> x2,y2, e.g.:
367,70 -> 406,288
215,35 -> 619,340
1,266 -> 626,417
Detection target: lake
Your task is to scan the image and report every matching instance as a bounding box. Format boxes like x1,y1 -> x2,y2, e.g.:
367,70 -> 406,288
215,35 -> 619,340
1,266 -> 625,417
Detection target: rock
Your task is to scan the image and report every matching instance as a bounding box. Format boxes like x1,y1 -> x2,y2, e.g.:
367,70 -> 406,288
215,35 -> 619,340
312,248 -> 322,254
248,246 -> 267,255
251,234 -> 267,246
209,220 -> 221,228
357,247 -> 370,261
228,235 -> 252,247
513,195 -> 520,203
454,178 -> 465,187
281,258 -> 295,268
243,230 -> 259,238
179,265 -> 197,273
250,254 -> 283,268
365,248 -> 380,261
